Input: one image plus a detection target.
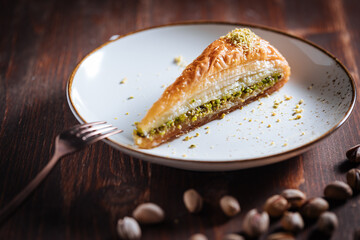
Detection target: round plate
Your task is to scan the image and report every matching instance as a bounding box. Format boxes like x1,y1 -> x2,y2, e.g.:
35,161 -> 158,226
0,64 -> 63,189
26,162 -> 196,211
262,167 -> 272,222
67,22 -> 356,171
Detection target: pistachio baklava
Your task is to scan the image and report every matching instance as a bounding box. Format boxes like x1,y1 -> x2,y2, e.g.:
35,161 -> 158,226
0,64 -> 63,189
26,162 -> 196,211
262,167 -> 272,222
134,28 -> 291,148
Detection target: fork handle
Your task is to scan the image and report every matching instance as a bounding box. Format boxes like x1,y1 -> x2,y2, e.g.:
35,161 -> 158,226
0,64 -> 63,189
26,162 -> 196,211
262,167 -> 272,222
0,152 -> 62,224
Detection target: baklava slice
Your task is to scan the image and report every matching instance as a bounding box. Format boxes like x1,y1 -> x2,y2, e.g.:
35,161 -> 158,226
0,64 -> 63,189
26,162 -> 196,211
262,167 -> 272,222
134,28 -> 290,149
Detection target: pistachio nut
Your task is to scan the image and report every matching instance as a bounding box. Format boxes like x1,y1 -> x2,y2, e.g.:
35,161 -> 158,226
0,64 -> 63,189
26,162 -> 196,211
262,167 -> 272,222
117,217 -> 141,240
266,232 -> 295,240
189,233 -> 208,240
280,211 -> 304,233
242,209 -> 269,238
281,189 -> 306,208
132,202 -> 165,224
183,189 -> 203,213
264,194 -> 290,217
324,181 -> 353,200
316,212 -> 338,235
346,145 -> 360,162
220,195 -> 241,217
223,233 -> 245,240
300,197 -> 329,218
346,168 -> 360,192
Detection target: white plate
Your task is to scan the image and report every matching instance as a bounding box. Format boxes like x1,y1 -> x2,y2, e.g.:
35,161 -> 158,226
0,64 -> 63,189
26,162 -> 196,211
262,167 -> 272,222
67,22 -> 356,171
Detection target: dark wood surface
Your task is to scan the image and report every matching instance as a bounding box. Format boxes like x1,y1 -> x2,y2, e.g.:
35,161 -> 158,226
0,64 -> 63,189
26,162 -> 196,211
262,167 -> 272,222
1,0 -> 360,239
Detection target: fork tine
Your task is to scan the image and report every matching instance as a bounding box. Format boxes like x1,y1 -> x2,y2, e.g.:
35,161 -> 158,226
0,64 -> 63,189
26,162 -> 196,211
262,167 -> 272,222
86,129 -> 123,145
82,126 -> 118,139
69,121 -> 107,132
76,124 -> 113,136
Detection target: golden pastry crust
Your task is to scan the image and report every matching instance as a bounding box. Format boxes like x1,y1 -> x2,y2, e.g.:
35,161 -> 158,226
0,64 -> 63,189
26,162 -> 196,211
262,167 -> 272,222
134,29 -> 290,148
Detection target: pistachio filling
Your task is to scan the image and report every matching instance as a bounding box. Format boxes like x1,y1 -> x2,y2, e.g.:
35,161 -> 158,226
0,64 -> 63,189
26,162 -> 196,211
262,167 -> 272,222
135,74 -> 282,138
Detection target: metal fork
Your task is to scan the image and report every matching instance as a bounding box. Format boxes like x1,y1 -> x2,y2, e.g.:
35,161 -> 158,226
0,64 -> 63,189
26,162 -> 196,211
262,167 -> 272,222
0,121 -> 123,223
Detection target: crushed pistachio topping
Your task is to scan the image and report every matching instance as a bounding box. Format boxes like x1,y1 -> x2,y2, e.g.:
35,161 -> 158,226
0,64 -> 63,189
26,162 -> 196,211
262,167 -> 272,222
128,96 -> 134,100
189,144 -> 196,149
134,73 -> 282,138
221,28 -> 260,53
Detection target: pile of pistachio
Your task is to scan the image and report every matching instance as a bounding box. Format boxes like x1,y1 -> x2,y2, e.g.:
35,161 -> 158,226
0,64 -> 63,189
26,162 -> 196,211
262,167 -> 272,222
116,145 -> 360,240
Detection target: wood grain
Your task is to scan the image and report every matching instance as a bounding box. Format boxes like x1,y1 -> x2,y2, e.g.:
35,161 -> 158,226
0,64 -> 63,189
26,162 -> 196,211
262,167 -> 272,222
0,0 -> 359,239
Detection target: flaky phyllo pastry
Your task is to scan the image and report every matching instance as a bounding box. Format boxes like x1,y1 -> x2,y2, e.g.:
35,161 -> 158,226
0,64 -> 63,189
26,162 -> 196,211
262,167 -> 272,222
134,28 -> 290,148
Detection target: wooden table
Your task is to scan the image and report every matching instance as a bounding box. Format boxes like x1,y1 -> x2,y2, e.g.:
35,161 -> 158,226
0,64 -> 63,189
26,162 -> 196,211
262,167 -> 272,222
1,0 -> 359,239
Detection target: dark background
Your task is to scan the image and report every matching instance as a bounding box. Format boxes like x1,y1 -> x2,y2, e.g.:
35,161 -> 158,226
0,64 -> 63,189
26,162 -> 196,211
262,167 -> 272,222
0,0 -> 359,239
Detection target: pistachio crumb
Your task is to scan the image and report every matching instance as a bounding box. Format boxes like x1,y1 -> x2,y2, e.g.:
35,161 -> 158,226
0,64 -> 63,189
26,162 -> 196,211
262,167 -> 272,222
128,96 -> 134,100
125,112 -> 129,115
182,154 -> 187,157
183,136 -> 192,141
267,124 -> 272,128
206,130 -> 210,134
114,117 -> 118,120
293,109 -> 303,114
294,114 -> 302,120
189,144 -> 196,149
221,113 -> 226,119
174,55 -> 187,67
271,112 -> 276,116
301,132 -> 305,136
299,99 -> 304,104
276,119 -> 281,122
284,95 -> 293,100
270,141 -> 275,145
174,55 -> 183,65
195,133 -> 200,137
120,77 -> 127,84
283,143 -> 288,147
